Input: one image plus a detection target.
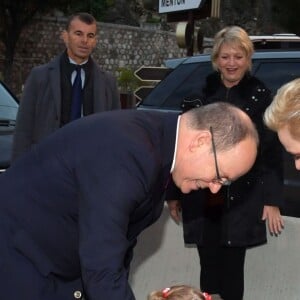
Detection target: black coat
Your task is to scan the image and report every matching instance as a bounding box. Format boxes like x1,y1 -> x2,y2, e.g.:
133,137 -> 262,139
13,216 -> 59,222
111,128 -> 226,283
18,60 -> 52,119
168,72 -> 284,247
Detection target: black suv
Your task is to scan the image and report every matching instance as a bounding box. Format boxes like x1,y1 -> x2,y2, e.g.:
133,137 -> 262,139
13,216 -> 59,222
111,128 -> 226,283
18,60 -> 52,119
137,49 -> 300,217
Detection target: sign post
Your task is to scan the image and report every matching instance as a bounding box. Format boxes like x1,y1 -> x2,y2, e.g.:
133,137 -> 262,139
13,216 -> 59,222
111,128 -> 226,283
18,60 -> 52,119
159,1 -> 220,56
159,0 -> 205,56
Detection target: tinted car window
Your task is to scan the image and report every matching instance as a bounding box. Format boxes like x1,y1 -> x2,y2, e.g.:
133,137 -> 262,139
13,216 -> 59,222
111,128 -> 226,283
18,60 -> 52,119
253,60 -> 300,95
141,62 -> 213,110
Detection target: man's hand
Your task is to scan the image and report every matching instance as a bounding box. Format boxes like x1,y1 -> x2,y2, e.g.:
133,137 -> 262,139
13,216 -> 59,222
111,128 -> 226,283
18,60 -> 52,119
262,205 -> 284,235
167,200 -> 182,224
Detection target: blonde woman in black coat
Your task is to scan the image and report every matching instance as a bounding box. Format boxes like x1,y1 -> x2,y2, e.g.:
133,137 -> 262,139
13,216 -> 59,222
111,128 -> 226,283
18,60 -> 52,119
167,26 -> 284,300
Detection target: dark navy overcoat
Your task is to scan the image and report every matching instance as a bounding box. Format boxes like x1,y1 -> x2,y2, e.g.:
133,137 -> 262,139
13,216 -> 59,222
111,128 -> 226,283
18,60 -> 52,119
0,110 -> 176,300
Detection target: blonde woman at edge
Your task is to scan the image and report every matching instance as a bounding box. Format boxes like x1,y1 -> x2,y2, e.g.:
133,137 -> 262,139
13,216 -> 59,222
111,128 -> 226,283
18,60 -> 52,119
264,78 -> 300,170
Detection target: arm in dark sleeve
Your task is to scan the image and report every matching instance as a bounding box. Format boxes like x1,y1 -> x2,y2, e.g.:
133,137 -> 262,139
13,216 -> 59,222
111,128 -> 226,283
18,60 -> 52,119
76,145 -> 156,300
261,124 -> 284,207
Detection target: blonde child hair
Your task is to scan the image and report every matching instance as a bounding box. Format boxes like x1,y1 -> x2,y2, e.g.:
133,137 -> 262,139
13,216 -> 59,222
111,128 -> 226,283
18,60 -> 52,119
147,284 -> 212,300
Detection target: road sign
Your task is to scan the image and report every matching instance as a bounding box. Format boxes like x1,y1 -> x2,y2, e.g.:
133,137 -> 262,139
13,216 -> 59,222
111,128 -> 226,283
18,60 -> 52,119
166,0 -> 212,22
134,86 -> 155,101
134,66 -> 171,82
159,0 -> 204,13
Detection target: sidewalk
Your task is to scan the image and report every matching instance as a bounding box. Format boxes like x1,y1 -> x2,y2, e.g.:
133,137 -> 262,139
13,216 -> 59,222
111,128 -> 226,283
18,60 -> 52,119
129,205 -> 300,300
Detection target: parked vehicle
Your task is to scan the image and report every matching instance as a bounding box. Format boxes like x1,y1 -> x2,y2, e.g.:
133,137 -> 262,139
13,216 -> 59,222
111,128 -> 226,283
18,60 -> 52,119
250,33 -> 300,50
0,80 -> 19,173
137,49 -> 300,217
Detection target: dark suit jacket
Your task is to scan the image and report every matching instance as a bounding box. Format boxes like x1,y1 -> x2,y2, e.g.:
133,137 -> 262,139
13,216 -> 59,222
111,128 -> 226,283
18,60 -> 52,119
12,53 -> 120,161
0,110 -> 176,300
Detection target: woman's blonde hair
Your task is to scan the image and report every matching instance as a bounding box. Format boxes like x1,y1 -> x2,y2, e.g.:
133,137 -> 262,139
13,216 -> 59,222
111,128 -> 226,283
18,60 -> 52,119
264,78 -> 300,139
211,26 -> 254,72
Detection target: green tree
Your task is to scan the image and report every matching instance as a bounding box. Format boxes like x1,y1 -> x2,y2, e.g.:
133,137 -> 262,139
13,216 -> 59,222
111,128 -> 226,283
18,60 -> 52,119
65,0 -> 115,21
271,0 -> 300,35
142,0 -> 158,10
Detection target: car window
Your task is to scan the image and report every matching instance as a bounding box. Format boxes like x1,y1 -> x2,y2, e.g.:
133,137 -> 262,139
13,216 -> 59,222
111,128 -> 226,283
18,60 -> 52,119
252,60 -> 300,95
0,82 -> 18,122
141,62 -> 213,110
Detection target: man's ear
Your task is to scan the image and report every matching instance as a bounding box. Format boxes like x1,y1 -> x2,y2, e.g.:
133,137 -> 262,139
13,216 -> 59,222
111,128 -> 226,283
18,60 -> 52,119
189,130 -> 210,152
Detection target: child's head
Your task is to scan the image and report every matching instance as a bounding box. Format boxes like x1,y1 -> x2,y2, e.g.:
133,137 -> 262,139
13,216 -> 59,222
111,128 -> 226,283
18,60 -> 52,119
147,285 -> 212,300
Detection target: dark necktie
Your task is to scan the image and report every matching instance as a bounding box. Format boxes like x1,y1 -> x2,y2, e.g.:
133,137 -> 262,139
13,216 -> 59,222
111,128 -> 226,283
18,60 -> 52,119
70,65 -> 83,121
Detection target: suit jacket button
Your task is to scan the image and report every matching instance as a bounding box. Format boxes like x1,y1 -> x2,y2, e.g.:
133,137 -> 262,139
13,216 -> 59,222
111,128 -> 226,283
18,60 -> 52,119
74,290 -> 82,299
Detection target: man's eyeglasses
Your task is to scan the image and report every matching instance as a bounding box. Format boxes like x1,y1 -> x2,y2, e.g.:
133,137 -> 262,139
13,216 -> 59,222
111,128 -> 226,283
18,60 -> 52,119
209,126 -> 232,186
